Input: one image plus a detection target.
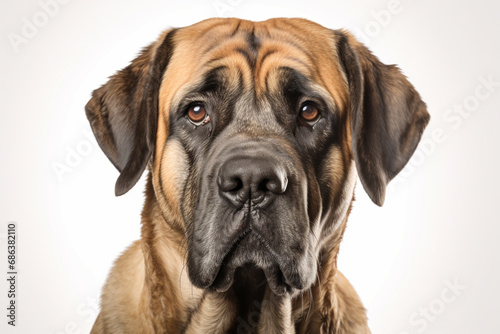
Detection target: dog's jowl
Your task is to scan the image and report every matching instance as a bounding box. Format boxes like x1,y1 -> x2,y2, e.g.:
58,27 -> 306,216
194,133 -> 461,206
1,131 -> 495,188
85,18 -> 429,334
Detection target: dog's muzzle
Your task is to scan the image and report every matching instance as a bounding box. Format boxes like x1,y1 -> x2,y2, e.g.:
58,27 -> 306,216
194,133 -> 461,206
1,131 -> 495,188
187,139 -> 317,295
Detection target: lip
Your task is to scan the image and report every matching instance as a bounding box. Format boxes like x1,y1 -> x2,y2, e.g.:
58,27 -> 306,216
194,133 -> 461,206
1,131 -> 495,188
207,229 -> 296,295
208,228 -> 252,292
262,265 -> 293,295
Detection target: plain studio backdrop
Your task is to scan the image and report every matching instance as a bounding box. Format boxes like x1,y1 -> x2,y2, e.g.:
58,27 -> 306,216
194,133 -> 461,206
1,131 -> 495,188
1,0 -> 499,333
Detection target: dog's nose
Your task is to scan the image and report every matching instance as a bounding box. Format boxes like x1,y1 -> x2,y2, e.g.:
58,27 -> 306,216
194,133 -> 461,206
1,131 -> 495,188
218,157 -> 288,206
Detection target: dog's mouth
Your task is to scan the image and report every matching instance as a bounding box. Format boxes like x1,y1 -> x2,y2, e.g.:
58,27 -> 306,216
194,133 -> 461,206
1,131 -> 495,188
207,230 -> 294,295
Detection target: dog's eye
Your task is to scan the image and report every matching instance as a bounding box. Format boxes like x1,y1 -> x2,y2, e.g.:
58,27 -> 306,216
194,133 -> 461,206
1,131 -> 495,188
187,104 -> 209,125
298,103 -> 320,126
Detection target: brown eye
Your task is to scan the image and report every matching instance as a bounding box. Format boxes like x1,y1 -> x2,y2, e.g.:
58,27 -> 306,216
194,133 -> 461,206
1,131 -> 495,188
187,104 -> 207,124
299,103 -> 320,125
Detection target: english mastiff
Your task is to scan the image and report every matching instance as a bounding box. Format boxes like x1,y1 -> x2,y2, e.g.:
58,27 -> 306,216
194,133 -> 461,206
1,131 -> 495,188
85,18 -> 430,333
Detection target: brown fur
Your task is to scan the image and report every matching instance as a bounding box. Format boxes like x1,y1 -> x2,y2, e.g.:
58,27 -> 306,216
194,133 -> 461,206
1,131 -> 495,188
87,18 -> 429,333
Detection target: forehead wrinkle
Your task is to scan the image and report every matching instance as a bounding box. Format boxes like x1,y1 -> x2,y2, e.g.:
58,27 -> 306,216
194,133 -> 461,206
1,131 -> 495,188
213,55 -> 254,93
197,41 -> 258,91
191,18 -> 237,41
198,40 -> 319,100
195,19 -> 260,56
206,34 -> 333,102
260,19 -> 348,103
255,53 -> 313,97
164,18 -> 348,118
200,33 -> 247,59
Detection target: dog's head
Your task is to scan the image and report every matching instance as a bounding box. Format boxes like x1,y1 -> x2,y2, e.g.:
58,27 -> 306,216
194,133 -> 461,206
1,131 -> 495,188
86,18 -> 429,296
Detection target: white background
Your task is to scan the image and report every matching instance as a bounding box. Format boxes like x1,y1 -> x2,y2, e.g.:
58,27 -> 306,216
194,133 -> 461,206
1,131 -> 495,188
1,0 -> 499,333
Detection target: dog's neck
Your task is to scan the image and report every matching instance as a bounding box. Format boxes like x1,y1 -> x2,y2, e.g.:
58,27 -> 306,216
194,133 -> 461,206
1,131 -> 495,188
139,173 -> 362,333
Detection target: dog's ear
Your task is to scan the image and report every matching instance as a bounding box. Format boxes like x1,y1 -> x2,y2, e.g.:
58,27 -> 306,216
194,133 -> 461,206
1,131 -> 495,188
334,30 -> 430,206
85,29 -> 177,196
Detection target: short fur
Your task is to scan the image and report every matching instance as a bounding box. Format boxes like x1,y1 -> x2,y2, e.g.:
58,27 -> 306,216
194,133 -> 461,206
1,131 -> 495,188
85,18 -> 429,333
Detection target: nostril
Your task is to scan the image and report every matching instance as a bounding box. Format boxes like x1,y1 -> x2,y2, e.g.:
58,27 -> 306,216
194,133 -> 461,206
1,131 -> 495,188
258,178 -> 270,193
219,175 -> 243,193
265,176 -> 288,194
230,178 -> 243,192
265,179 -> 280,193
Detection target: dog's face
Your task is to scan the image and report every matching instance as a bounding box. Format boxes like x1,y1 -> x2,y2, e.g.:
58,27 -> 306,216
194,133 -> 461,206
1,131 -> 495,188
86,18 -> 429,296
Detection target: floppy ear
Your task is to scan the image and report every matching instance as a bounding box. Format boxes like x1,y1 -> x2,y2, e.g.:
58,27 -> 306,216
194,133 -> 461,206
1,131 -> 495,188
85,29 -> 177,196
334,30 -> 430,206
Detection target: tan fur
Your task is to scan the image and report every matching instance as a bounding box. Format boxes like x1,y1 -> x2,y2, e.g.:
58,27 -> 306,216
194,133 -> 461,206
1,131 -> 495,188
257,288 -> 296,334
90,18 -> 392,333
183,292 -> 238,333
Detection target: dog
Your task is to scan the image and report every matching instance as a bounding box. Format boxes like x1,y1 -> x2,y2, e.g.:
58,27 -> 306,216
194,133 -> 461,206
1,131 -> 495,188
85,17 -> 429,333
